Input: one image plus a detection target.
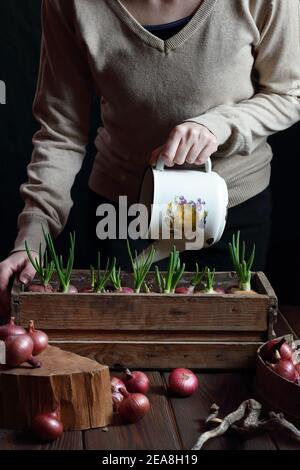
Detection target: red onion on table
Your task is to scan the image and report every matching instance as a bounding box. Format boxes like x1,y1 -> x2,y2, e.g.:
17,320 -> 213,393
26,320 -> 48,356
168,368 -> 199,397
118,388 -> 150,423
5,334 -> 41,368
122,369 -> 150,394
31,411 -> 63,442
0,317 -> 26,341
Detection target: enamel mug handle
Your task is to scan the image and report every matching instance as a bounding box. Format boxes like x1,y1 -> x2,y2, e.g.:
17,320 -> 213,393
156,155 -> 212,173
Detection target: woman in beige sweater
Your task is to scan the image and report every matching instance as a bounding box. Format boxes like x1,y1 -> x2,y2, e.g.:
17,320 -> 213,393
0,0 -> 300,312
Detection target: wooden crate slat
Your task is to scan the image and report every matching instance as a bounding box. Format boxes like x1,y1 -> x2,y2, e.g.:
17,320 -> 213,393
17,294 -> 269,332
50,341 -> 261,369
84,372 -> 181,450
46,329 -> 267,342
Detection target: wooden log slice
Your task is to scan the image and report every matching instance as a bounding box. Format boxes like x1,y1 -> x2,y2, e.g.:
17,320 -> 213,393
0,346 -> 113,431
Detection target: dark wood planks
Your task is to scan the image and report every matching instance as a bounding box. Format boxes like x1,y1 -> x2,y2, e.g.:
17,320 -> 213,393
0,429 -> 83,450
165,372 -> 277,450
84,372 -> 181,450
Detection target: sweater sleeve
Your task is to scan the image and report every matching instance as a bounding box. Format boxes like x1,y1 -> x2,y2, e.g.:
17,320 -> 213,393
185,0 -> 300,157
12,0 -> 94,253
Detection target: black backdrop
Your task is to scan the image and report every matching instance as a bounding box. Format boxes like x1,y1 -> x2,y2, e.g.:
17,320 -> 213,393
0,0 -> 299,303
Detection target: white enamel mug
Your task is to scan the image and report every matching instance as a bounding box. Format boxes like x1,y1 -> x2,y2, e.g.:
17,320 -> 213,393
138,156 -> 229,262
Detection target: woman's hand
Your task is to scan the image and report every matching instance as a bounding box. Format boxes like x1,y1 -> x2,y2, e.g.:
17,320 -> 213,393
151,122 -> 218,167
0,252 -> 36,316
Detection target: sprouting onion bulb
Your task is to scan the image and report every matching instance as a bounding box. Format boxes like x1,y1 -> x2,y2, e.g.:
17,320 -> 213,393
229,231 -> 255,292
25,241 -> 55,290
0,317 -> 26,341
155,246 -> 185,294
43,227 -> 77,293
92,253 -> 115,293
202,267 -> 216,294
127,240 -> 155,293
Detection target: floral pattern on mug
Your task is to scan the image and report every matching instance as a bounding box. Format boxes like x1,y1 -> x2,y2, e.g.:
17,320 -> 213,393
165,196 -> 208,240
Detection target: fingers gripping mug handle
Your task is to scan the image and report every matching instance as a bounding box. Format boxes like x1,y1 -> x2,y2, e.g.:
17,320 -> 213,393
156,155 -> 212,173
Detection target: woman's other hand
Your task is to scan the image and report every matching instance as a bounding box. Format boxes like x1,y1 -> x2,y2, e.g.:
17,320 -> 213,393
151,122 -> 218,167
0,252 -> 36,316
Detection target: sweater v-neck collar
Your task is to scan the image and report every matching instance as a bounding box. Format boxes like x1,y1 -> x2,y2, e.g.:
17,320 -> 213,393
108,0 -> 218,53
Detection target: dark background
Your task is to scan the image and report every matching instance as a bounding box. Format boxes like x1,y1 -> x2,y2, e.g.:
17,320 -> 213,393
0,0 -> 299,303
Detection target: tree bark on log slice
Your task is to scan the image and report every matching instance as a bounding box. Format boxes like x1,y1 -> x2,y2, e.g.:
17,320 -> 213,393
0,346 -> 113,431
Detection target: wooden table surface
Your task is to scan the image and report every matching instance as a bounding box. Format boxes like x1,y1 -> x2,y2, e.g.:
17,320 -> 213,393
0,306 -> 299,451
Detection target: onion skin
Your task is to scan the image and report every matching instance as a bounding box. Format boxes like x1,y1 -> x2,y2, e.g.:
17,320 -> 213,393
66,285 -> 78,294
27,320 -> 48,355
5,334 -> 41,368
79,287 -> 94,293
123,369 -> 150,394
168,368 -> 199,397
118,389 -> 150,423
111,385 -> 124,411
175,287 -> 190,295
262,338 -> 293,363
271,360 -> 296,382
119,287 -> 134,294
27,284 -> 53,293
215,287 -> 226,294
0,317 -> 26,341
31,412 -> 63,442
111,376 -> 126,391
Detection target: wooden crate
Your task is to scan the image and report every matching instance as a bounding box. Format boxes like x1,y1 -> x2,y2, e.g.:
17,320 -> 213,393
11,271 -> 278,370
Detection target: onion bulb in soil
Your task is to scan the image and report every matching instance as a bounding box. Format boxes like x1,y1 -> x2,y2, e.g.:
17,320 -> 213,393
122,369 -> 150,394
175,287 -> 191,295
214,287 -> 226,294
168,368 -> 199,397
118,389 -> 150,423
31,411 -> 63,442
271,360 -> 296,382
5,334 -> 41,368
67,285 -> 78,293
27,284 -> 53,293
230,287 -> 257,295
79,287 -> 94,293
27,320 -> 48,355
0,317 -> 26,341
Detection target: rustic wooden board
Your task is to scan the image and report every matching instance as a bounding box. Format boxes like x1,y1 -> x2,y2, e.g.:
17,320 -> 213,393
15,293 -> 270,332
0,346 -> 113,430
0,429 -> 83,450
165,372 -> 276,450
51,341 -> 261,370
84,372 -> 181,450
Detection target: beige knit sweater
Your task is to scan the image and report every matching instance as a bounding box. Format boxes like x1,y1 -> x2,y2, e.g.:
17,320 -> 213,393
13,0 -> 300,252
